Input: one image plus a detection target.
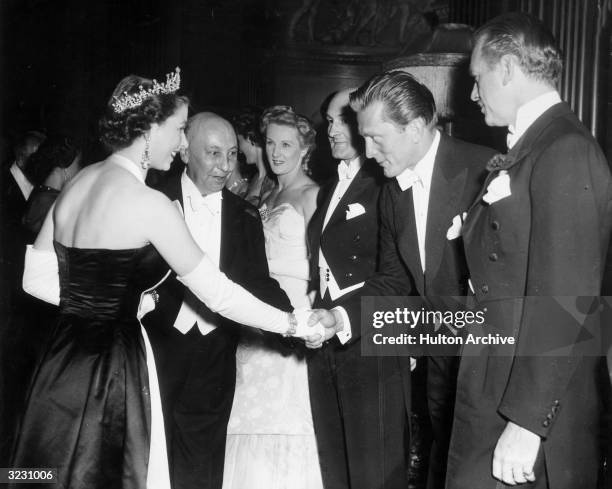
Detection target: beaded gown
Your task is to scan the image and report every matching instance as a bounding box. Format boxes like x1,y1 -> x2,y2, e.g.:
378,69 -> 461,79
223,203 -> 323,489
10,241 -> 170,489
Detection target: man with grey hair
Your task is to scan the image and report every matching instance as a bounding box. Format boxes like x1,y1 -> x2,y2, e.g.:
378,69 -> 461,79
143,112 -> 291,489
446,12 -> 612,489
312,71 -> 494,489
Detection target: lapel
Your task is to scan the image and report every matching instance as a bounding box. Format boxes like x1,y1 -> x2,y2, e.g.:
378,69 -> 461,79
310,176 -> 338,244
465,102 -> 571,220
219,188 -> 235,272
324,160 -> 374,232
424,134 -> 467,288
394,183 -> 424,294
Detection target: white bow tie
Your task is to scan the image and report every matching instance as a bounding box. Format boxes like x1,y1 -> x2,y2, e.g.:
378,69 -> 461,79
189,195 -> 221,215
398,171 -> 423,192
337,163 -> 354,180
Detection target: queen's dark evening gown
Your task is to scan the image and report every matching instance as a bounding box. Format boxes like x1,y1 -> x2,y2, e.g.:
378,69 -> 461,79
10,241 -> 169,489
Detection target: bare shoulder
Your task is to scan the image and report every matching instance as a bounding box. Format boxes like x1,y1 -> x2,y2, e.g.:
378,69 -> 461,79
299,181 -> 320,206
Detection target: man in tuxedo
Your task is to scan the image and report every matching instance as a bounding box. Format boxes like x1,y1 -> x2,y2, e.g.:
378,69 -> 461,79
142,112 -> 291,489
313,72 -> 495,489
1,130 -> 46,299
446,13 -> 612,489
306,88 -> 388,489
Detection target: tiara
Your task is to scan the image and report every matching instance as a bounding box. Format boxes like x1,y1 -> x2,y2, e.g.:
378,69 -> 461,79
112,67 -> 181,113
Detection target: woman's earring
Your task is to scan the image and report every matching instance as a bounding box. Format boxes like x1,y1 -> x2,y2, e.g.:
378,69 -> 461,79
141,133 -> 151,170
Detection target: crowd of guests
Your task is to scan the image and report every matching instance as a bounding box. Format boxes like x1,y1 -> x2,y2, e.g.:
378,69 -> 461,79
1,11 -> 611,489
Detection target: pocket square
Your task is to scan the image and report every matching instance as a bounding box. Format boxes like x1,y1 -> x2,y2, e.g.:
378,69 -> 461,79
482,170 -> 511,205
346,203 -> 366,220
446,212 -> 467,240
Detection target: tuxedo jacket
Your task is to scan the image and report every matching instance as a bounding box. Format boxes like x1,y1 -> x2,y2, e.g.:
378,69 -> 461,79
448,103 -> 612,489
142,176 -> 292,420
308,158 -> 384,297
342,133 -> 495,343
145,179 -> 292,328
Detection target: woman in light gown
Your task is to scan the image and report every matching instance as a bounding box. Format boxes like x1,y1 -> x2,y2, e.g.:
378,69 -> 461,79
10,70 -> 300,489
223,106 -> 323,489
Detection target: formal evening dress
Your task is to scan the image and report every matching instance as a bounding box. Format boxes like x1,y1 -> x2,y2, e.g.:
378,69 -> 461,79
223,202 -> 323,489
10,242 -> 171,489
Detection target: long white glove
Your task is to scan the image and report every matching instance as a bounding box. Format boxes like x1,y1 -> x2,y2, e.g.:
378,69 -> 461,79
22,245 -> 60,305
177,256 -> 294,335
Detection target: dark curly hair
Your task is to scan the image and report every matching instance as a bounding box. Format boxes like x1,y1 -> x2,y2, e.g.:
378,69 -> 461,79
99,74 -> 189,151
260,105 -> 316,170
232,106 -> 264,147
24,134 -> 81,186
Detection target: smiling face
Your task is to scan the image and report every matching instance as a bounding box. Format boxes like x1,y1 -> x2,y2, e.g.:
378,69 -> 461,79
182,115 -> 239,196
357,101 -> 415,178
149,103 -> 188,170
326,90 -> 359,161
264,123 -> 306,177
470,43 -> 515,127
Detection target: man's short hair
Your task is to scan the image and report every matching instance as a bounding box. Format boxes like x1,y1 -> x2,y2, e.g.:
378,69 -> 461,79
349,70 -> 437,127
474,12 -> 563,86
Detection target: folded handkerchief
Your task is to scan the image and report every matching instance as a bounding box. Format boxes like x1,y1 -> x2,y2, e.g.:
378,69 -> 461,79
446,212 -> 467,240
482,170 -> 511,205
293,307 -> 325,339
346,203 -> 366,220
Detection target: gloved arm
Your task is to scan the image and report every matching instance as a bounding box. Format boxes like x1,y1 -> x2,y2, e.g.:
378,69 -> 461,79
177,256 -> 295,335
22,244 -> 60,305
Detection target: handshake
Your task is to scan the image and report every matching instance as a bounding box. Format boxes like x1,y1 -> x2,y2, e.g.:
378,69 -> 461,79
287,307 -> 344,349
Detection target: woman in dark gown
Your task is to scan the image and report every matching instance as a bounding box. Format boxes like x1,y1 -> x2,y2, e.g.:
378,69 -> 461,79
10,69 -> 309,489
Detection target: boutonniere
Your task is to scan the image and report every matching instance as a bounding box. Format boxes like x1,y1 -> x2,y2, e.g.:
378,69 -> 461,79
346,203 -> 366,220
482,170 -> 511,205
486,153 -> 515,172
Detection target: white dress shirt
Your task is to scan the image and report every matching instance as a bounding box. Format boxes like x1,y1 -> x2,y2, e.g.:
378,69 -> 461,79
395,129 -> 440,272
173,170 -> 223,335
507,91 -> 562,149
10,162 -> 33,200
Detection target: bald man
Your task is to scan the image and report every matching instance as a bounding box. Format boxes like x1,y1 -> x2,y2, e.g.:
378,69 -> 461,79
142,112 -> 291,489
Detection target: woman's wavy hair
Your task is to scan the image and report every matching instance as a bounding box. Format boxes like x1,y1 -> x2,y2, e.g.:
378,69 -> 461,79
99,74 -> 189,152
260,105 -> 316,172
24,133 -> 81,186
233,106 -> 264,147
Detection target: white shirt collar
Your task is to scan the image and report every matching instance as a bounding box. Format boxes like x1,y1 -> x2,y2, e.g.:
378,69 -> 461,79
181,169 -> 223,214
9,162 -> 34,199
396,130 -> 440,192
508,90 -> 562,149
337,154 -> 364,180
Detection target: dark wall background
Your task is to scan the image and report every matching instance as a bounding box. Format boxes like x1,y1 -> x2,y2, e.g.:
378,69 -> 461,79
1,0 -> 250,157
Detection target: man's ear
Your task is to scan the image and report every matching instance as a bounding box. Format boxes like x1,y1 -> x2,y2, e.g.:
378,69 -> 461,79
406,117 -> 426,143
499,54 -> 517,86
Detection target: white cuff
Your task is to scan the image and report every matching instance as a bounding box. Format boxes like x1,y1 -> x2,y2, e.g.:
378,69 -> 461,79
333,306 -> 352,344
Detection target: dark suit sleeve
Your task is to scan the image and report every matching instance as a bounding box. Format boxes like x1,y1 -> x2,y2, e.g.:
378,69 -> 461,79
340,185 -> 414,342
498,133 -> 611,437
231,207 -> 293,312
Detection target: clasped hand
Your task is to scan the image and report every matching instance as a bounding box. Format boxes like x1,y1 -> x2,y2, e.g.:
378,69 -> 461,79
288,307 -> 343,348
492,421 -> 540,485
